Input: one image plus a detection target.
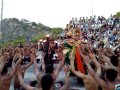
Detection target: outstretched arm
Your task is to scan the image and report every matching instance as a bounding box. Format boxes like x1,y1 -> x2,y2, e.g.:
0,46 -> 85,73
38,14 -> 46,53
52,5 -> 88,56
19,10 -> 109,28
0,61 -> 5,73
60,65 -> 70,90
30,53 -> 40,80
85,59 -> 107,88
17,67 -> 36,90
69,46 -> 86,79
54,51 -> 65,80
41,52 -> 45,72
22,59 -> 33,70
0,55 -> 9,73
88,49 -> 101,75
70,65 -> 86,79
4,53 -> 23,81
80,49 -> 107,88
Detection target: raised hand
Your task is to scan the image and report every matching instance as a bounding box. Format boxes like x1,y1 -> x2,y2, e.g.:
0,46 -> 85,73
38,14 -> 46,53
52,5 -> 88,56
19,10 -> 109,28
80,50 -> 90,64
64,65 -> 70,76
58,50 -> 65,61
88,48 -> 96,59
31,47 -> 36,54
29,52 -> 36,64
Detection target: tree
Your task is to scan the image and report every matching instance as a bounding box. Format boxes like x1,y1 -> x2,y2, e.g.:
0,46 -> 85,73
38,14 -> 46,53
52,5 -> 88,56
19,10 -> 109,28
51,28 -> 63,35
114,11 -> 120,18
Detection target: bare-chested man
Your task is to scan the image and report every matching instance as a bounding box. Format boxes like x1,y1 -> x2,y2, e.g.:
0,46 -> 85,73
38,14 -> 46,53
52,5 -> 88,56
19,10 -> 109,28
82,51 -> 120,90
69,45 -> 101,90
13,47 -> 33,90
31,47 -> 66,89
0,52 -> 22,90
17,52 -> 70,90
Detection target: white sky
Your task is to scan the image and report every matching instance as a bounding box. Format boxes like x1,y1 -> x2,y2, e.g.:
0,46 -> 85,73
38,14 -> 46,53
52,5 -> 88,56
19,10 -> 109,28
1,0 -> 120,28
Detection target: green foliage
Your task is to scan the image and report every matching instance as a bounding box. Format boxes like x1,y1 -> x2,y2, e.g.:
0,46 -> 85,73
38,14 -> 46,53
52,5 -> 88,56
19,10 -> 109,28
0,36 -> 25,48
12,36 -> 25,45
116,12 -> 120,18
51,28 -> 63,37
32,22 -> 38,26
0,18 -> 63,47
22,23 -> 29,30
31,32 -> 45,42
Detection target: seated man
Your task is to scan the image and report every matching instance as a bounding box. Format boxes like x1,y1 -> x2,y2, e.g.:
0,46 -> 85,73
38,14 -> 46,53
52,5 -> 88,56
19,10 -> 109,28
17,63 -> 70,90
13,48 -> 33,90
84,54 -> 120,90
79,45 -> 120,90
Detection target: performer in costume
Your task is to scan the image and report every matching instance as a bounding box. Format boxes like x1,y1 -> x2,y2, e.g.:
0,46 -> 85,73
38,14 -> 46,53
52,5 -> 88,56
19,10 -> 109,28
63,30 -> 74,65
73,28 -> 85,74
63,28 -> 85,72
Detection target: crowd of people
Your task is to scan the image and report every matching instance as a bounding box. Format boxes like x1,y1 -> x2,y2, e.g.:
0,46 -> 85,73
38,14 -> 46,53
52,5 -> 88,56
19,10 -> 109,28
0,14 -> 120,90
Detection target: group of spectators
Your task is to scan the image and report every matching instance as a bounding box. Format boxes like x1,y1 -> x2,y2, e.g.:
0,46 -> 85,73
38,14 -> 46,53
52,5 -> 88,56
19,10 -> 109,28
0,14 -> 120,90
64,15 -> 120,50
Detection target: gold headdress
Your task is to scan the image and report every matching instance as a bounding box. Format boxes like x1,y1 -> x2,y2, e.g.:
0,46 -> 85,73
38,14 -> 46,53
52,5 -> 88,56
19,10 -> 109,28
66,31 -> 73,37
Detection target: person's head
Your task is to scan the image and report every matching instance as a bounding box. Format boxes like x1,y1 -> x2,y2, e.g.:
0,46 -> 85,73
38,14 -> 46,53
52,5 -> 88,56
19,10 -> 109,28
1,65 -> 8,75
110,55 -> 118,67
105,69 -> 118,82
114,47 -> 120,56
41,74 -> 53,90
45,64 -> 54,74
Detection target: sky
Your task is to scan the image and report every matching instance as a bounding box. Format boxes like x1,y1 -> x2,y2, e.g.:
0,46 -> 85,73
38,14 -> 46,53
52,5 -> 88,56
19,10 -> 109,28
1,0 -> 120,28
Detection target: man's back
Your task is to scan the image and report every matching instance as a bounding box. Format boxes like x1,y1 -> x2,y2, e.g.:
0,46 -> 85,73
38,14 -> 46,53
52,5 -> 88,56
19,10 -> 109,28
0,76 -> 11,90
102,79 -> 120,90
83,75 -> 98,90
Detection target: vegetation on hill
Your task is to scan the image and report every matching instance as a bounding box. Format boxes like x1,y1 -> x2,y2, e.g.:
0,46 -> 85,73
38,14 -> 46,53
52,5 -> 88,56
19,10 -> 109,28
0,18 -> 63,47
115,11 -> 120,18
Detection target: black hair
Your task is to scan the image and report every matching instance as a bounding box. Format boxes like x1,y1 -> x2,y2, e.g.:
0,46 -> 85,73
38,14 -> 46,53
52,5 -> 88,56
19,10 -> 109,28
67,36 -> 72,39
110,55 -> 118,67
30,80 -> 37,87
105,69 -> 118,82
45,64 -> 54,74
1,64 -> 8,75
41,74 -> 53,90
98,41 -> 104,48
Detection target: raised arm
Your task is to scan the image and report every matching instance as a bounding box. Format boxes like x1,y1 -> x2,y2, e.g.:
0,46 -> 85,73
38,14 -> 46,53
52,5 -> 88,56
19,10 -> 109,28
54,50 -> 65,79
69,47 -> 86,79
30,53 -> 40,79
17,67 -> 36,90
101,53 -> 113,66
60,65 -> 70,90
22,58 -> 33,70
4,53 -> 23,81
84,55 -> 107,88
41,52 -> 45,72
79,48 -> 108,88
86,61 -> 107,88
70,66 -> 86,79
88,49 -> 101,75
0,61 -> 5,73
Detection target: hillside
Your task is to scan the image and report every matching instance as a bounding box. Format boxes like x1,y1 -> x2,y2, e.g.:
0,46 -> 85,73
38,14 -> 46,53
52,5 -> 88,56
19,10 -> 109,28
0,18 -> 52,42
